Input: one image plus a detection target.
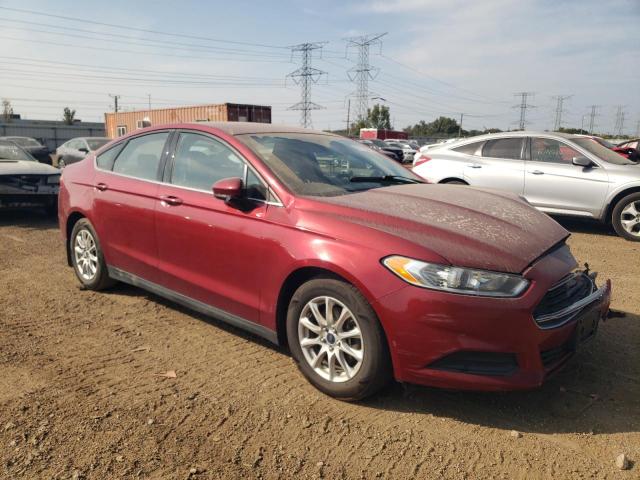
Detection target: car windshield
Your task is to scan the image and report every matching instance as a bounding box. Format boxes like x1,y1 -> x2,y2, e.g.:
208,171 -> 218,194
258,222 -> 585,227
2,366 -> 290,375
0,141 -> 34,161
9,137 -> 42,148
572,137 -> 635,165
591,137 -> 615,149
86,138 -> 110,150
237,133 -> 423,197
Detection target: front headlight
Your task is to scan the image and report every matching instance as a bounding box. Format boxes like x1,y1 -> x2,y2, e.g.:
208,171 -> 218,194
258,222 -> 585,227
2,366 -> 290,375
382,256 -> 529,297
46,175 -> 60,184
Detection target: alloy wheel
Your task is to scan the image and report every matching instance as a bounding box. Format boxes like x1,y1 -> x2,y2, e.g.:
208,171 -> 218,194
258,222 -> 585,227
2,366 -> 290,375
297,296 -> 364,383
620,200 -> 640,238
74,229 -> 98,281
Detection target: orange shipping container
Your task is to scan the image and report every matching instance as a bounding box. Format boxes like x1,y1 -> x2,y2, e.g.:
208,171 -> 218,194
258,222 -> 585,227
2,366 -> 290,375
104,103 -> 271,138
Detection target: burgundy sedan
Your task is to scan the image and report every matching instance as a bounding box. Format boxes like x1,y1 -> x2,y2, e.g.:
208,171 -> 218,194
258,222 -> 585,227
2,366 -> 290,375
58,123 -> 611,400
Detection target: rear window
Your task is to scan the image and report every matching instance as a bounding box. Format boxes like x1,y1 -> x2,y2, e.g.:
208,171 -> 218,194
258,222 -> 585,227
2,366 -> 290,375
482,138 -> 523,159
453,141 -> 483,155
87,138 -> 110,150
112,132 -> 169,180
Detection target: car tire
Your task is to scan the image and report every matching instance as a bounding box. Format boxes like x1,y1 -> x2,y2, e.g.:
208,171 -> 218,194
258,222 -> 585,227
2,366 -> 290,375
442,180 -> 466,185
286,277 -> 392,401
612,192 -> 640,241
70,218 -> 115,290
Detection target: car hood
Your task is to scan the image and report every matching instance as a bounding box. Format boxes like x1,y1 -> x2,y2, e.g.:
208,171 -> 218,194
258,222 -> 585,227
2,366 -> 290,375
310,184 -> 569,274
0,160 -> 59,175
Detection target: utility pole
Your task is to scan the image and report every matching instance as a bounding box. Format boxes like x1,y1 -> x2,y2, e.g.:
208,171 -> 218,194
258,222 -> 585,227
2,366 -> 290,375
286,42 -> 327,128
587,105 -> 599,135
513,92 -> 535,130
581,114 -> 588,133
109,94 -> 121,113
458,113 -> 464,138
345,33 -> 387,123
552,94 -> 572,131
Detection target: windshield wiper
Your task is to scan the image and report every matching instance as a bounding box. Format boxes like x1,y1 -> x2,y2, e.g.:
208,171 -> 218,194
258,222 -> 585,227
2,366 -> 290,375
349,175 -> 424,184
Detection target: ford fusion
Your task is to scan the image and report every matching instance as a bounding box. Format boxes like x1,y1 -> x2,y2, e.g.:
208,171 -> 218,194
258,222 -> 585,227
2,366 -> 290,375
58,123 -> 611,400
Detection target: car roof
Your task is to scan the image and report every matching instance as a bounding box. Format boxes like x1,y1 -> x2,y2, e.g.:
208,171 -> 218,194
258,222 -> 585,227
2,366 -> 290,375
195,121 -> 333,136
443,131 -> 582,146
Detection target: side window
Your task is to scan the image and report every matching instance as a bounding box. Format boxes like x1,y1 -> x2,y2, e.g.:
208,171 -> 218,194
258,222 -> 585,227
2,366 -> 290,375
245,168 -> 267,201
112,132 -> 169,180
531,138 -> 580,164
170,133 -> 245,191
453,141 -> 483,155
482,138 -> 523,159
96,143 -> 124,170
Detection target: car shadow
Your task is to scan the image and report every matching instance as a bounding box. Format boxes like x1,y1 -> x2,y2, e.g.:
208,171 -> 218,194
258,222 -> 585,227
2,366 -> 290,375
104,281 -> 639,435
552,216 -> 617,237
0,209 -> 58,229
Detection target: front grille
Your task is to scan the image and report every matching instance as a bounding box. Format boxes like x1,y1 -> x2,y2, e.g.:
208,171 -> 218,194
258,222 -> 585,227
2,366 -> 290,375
533,272 -> 594,328
428,351 -> 518,376
540,341 -> 572,369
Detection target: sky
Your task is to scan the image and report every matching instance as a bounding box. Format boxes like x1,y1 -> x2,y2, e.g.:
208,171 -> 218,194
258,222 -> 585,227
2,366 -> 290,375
0,0 -> 639,134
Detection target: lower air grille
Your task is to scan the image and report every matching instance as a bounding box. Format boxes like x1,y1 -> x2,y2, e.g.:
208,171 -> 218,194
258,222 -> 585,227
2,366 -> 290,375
428,351 -> 518,376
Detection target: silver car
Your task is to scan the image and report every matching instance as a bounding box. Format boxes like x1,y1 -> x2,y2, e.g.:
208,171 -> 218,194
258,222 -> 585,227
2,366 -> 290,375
55,137 -> 110,168
412,131 -> 640,241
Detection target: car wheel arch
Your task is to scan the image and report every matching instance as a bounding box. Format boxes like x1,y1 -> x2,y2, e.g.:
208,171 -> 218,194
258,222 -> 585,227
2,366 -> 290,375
65,211 -> 87,266
606,186 -> 640,224
274,265 -> 385,349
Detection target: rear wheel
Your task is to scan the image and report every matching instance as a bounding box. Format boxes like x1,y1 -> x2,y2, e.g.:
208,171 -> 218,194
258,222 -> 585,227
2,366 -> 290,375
70,219 -> 115,290
612,193 -> 640,241
286,278 -> 392,400
442,179 -> 466,185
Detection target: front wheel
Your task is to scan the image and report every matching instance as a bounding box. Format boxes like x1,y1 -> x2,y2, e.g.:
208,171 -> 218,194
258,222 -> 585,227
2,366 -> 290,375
612,193 -> 640,241
286,278 -> 392,401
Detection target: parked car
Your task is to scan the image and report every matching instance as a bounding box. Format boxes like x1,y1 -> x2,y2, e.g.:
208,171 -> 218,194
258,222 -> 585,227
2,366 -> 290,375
614,138 -> 640,162
0,139 -> 60,214
578,135 -> 640,162
59,122 -> 611,400
384,140 -> 417,163
55,137 -> 111,168
358,139 -> 404,163
413,138 -> 461,163
0,136 -> 51,164
412,131 -> 640,241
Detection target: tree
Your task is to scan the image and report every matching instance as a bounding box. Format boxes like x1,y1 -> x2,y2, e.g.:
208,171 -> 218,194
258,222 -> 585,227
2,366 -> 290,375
63,107 -> 76,125
350,103 -> 391,134
404,116 -> 460,137
367,104 -> 391,129
2,99 -> 13,122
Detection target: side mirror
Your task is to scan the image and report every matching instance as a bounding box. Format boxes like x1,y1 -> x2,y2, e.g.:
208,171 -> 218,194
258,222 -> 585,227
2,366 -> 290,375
212,177 -> 243,201
78,147 -> 89,154
572,156 -> 593,168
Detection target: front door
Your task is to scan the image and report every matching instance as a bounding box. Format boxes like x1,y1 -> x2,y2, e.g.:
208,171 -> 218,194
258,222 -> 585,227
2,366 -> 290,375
463,137 -> 525,195
154,131 -> 272,324
523,137 -> 609,218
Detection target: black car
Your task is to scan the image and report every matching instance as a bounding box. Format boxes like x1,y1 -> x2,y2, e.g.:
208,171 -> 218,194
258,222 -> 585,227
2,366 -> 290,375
0,136 -> 51,164
358,139 -> 404,163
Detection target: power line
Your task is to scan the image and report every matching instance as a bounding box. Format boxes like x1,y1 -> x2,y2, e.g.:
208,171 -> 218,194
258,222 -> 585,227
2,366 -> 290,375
513,92 -> 535,130
286,43 -> 327,128
345,33 -> 387,121
0,6 -> 290,50
552,95 -> 572,131
613,105 -> 625,136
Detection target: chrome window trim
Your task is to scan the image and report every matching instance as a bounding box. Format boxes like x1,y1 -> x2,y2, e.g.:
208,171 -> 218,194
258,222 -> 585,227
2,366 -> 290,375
93,130 -> 284,207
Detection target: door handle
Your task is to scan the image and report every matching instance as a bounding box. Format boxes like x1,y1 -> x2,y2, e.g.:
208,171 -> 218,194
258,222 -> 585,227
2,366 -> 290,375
467,164 -> 482,169
530,170 -> 544,175
95,182 -> 108,191
159,195 -> 183,206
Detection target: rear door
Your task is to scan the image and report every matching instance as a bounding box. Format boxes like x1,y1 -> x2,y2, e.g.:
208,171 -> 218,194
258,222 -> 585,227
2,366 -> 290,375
92,130 -> 171,281
463,137 -> 525,194
523,136 -> 609,217
154,130 -> 272,324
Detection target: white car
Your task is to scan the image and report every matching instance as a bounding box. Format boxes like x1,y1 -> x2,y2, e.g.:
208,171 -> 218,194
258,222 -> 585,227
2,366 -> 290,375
413,138 -> 463,164
384,140 -> 417,162
411,131 -> 640,241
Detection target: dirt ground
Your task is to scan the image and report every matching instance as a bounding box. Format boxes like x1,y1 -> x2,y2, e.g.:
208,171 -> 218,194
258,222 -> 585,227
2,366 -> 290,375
0,211 -> 638,480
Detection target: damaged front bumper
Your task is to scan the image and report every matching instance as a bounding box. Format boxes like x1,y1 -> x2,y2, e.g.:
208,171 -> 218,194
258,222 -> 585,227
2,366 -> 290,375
0,175 -> 59,208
